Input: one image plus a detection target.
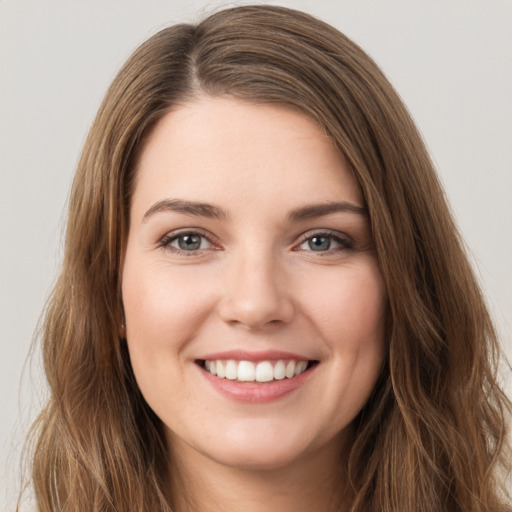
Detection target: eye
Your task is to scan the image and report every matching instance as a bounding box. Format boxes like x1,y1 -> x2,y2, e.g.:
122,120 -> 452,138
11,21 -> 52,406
297,232 -> 353,253
304,235 -> 332,251
159,231 -> 214,253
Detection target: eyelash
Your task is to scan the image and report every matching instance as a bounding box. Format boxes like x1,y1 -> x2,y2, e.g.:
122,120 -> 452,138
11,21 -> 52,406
157,229 -> 354,255
157,229 -> 217,255
296,231 -> 354,254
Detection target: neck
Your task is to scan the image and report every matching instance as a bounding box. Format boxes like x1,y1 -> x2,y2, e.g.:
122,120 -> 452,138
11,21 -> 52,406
167,435 -> 353,512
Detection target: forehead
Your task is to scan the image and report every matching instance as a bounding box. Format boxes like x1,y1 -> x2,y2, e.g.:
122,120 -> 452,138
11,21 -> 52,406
132,95 -> 363,217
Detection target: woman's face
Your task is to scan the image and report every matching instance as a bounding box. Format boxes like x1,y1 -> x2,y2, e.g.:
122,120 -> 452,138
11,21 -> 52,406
122,96 -> 387,472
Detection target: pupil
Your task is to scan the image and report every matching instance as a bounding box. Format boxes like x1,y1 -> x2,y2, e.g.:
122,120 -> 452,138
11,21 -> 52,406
178,234 -> 201,250
309,236 -> 330,251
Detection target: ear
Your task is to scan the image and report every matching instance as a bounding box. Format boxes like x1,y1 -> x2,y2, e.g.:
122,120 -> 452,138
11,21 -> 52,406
117,294 -> 127,339
117,244 -> 127,340
118,322 -> 127,340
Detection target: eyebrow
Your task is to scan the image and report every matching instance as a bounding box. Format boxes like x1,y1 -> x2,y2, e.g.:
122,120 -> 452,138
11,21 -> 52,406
142,198 -> 368,223
143,199 -> 228,222
286,201 -> 368,222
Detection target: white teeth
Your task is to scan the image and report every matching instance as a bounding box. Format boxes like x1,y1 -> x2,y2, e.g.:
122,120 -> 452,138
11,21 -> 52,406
255,361 -> 274,382
225,360 -> 237,380
238,361 -> 256,381
274,360 -> 286,380
216,360 -> 226,378
285,360 -> 296,378
203,359 -> 311,382
294,360 -> 308,376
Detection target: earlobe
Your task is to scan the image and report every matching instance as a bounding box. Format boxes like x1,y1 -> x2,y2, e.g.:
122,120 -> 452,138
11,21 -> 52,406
117,297 -> 127,339
118,255 -> 128,340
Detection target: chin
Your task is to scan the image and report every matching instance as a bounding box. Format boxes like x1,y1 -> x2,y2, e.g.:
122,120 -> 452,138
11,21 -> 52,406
197,423 -> 344,473
207,443 -> 309,472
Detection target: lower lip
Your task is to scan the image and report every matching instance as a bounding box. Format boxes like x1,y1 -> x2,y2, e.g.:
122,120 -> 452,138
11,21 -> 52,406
198,364 -> 316,403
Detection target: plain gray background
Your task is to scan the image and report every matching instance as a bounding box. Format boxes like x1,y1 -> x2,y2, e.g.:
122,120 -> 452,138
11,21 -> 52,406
1,0 -> 511,508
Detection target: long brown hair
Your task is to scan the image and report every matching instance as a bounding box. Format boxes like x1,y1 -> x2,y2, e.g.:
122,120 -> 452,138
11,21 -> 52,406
24,5 -> 511,511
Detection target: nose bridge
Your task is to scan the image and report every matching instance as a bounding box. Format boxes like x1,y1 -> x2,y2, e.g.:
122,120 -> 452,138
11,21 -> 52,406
218,240 -> 294,329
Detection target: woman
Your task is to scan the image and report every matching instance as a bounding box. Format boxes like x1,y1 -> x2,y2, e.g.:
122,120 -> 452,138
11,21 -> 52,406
24,5 -> 511,512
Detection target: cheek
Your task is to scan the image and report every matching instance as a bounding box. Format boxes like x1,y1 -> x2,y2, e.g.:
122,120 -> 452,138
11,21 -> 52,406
121,260 -> 220,412
120,260 -> 222,402
122,261 -> 217,343
299,262 -> 387,431
303,261 -> 387,347
304,260 -> 386,397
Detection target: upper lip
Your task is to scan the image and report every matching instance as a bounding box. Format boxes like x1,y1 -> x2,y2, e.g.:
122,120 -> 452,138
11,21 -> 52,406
197,349 -> 314,362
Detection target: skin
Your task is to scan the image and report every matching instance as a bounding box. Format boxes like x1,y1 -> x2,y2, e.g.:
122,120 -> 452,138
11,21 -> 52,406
122,95 -> 387,512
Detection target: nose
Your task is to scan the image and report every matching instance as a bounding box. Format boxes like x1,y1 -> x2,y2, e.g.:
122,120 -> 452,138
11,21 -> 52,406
217,249 -> 295,330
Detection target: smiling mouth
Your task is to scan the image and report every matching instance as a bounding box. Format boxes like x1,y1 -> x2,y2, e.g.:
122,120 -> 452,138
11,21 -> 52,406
197,359 -> 318,383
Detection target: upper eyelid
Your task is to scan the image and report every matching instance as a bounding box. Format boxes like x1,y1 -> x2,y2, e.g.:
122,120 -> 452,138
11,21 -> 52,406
296,229 -> 356,250
158,228 -> 219,249
160,227 -> 214,240
296,229 -> 353,243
